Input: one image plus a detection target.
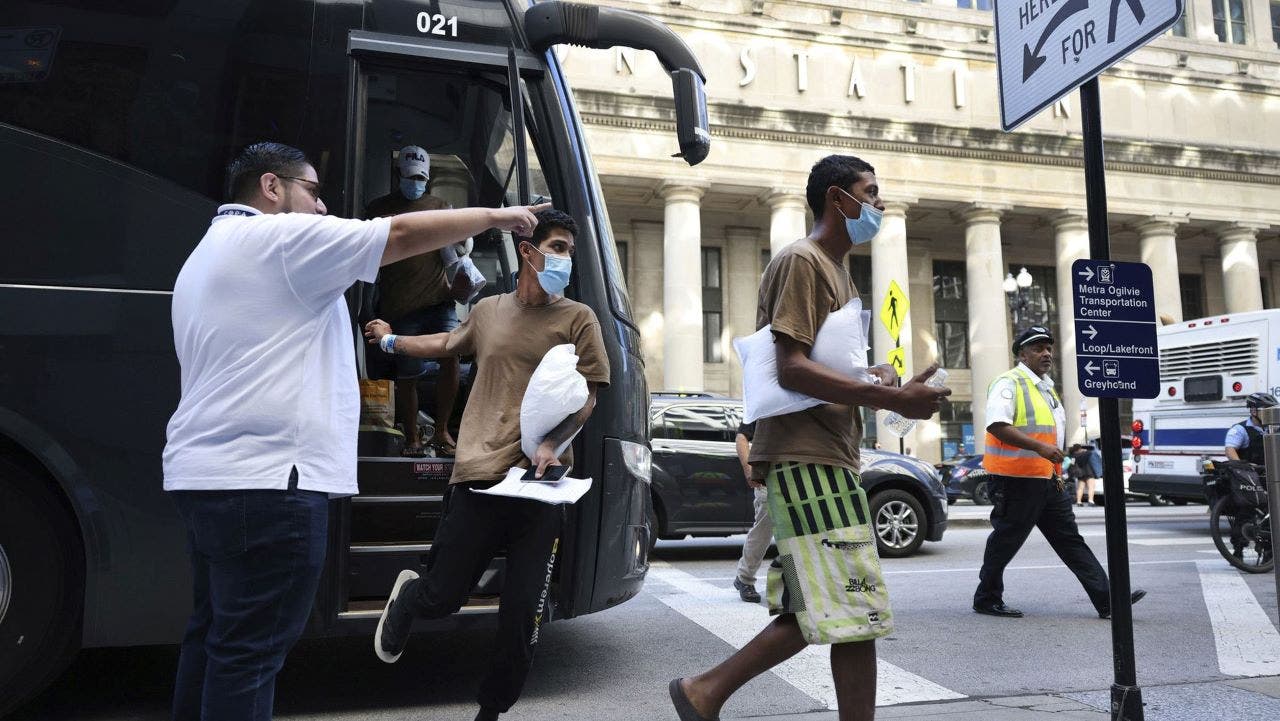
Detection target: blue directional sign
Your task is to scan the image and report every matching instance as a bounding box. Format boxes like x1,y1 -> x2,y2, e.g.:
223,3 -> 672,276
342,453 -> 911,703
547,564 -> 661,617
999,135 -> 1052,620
1071,260 -> 1159,399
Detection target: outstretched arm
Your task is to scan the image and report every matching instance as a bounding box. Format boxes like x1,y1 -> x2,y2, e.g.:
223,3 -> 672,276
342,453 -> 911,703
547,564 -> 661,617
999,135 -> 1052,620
363,319 -> 451,358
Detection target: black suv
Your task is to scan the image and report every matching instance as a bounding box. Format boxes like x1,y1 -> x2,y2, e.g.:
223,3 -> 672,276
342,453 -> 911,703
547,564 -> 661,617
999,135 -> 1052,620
647,394 -> 948,557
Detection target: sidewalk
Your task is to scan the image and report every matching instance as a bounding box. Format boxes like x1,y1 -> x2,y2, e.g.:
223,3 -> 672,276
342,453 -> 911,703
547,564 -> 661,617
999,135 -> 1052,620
946,503 -> 1207,529
738,676 -> 1280,721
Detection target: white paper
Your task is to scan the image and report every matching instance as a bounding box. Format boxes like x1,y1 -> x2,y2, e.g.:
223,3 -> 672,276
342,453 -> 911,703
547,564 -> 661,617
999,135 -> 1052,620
469,466 -> 593,505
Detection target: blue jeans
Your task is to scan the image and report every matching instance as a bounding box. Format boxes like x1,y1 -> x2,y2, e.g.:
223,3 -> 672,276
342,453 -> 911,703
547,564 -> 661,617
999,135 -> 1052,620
169,474 -> 328,721
390,302 -> 460,379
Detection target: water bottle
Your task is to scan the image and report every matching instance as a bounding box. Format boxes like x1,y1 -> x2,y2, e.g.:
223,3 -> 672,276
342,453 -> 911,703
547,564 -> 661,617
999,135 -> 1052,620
881,368 -> 949,438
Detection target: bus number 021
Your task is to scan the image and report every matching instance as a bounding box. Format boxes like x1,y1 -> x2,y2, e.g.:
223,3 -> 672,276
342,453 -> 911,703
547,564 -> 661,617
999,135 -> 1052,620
417,13 -> 458,37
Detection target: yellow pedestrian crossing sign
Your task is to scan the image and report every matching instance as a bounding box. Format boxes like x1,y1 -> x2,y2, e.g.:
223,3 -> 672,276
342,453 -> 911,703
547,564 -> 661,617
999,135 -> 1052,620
886,346 -> 907,378
880,280 -> 909,342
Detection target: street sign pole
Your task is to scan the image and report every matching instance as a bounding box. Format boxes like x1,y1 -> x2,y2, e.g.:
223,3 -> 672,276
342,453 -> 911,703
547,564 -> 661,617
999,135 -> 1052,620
1080,77 -> 1143,721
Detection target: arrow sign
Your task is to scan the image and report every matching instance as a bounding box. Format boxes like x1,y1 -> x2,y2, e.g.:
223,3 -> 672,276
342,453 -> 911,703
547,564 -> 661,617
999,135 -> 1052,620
1078,266 -> 1095,281
1022,0 -> 1091,81
1108,0 -> 1147,42
1084,360 -> 1099,376
1083,324 -> 1098,340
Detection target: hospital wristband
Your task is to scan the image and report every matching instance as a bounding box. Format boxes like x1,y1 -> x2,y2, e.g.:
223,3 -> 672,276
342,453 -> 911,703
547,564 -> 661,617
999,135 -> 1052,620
380,334 -> 398,355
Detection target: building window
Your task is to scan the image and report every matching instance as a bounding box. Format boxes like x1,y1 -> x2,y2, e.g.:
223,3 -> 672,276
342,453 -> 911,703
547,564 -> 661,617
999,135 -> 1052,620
956,0 -> 993,9
862,408 -> 878,448
1272,0 -> 1280,44
941,401 -> 975,458
933,261 -> 969,369
1264,277 -> 1274,310
849,255 -> 874,360
702,247 -> 723,363
1180,274 -> 1204,320
1213,0 -> 1248,44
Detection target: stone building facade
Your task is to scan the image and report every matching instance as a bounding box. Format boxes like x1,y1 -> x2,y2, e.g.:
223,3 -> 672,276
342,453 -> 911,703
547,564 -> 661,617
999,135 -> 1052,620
558,0 -> 1280,463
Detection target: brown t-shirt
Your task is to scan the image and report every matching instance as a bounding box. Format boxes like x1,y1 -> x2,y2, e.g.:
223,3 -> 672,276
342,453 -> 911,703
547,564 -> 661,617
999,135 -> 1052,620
748,238 -> 863,475
365,192 -> 451,320
445,293 -> 611,485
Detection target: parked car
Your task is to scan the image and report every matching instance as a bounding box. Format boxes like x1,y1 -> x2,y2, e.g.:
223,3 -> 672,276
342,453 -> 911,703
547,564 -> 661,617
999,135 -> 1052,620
647,394 -> 948,557
937,454 -> 992,505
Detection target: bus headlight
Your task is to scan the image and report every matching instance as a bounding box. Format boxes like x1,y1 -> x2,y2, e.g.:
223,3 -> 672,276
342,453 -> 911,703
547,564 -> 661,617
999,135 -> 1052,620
620,440 -> 652,484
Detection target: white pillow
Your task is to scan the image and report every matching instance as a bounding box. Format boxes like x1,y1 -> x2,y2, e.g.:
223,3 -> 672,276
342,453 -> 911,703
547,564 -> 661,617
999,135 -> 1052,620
734,299 -> 872,424
520,344 -> 589,462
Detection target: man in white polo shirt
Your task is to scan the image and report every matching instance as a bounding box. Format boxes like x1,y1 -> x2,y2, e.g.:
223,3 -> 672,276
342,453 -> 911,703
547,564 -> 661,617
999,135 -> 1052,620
163,141 -> 545,721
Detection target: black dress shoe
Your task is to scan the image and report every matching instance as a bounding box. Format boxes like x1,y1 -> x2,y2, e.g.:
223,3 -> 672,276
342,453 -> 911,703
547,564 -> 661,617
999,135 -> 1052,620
1099,589 -> 1147,619
973,603 -> 1023,618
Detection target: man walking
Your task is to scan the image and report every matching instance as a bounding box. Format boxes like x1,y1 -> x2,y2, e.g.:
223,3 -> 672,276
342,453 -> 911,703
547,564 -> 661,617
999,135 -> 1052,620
733,421 -> 770,603
669,155 -> 950,721
972,326 -> 1146,619
368,209 -> 610,721
163,141 -> 543,721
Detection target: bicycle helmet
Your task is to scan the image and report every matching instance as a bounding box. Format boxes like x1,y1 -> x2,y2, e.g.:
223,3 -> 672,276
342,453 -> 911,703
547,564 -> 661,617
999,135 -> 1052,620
1245,392 -> 1278,409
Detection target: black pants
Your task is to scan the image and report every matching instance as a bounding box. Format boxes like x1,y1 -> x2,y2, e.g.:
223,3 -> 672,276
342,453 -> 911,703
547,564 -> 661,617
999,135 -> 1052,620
170,470 -> 328,721
974,475 -> 1111,613
406,484 -> 561,713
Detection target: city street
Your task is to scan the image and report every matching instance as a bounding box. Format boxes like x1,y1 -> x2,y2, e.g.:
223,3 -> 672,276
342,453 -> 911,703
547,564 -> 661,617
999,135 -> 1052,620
13,503 -> 1280,721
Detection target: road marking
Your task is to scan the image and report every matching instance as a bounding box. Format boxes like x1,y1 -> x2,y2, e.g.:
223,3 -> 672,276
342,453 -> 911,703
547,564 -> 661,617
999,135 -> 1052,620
672,558 -> 1214,584
1196,560 -> 1280,677
645,561 -> 965,708
1130,537 -> 1215,546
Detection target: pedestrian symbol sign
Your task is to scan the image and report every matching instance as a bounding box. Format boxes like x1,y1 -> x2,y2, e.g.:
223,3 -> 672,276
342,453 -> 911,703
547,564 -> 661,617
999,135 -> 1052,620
886,346 -> 907,378
879,280 -> 909,343
1071,260 -> 1160,399
994,0 -> 1184,130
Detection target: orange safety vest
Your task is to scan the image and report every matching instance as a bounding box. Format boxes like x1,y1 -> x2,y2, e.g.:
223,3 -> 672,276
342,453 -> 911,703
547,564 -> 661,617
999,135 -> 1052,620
983,368 -> 1062,479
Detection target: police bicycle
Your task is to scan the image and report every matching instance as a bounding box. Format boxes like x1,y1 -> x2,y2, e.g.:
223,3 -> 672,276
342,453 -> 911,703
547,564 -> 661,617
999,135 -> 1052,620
1203,459 -> 1273,574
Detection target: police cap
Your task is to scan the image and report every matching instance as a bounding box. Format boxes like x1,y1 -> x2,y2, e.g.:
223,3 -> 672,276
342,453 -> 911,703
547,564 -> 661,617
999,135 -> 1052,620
1012,326 -> 1054,355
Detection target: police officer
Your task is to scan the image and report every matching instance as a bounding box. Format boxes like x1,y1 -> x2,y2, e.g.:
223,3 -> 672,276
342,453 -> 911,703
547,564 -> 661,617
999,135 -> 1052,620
972,326 -> 1146,619
1225,392 -> 1278,464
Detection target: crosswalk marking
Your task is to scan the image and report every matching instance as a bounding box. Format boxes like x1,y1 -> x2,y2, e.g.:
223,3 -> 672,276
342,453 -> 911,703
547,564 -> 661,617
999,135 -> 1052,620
644,561 -> 966,708
1196,560 -> 1280,677
1130,537 -> 1216,546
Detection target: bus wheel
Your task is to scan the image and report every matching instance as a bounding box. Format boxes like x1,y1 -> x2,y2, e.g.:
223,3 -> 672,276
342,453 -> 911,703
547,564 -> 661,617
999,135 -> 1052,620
645,498 -> 661,552
0,457 -> 84,716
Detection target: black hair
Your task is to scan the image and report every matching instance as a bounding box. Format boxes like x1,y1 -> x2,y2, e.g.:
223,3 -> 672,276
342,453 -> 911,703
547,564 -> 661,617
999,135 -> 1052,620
225,142 -> 312,202
530,208 -> 579,245
805,154 -> 876,216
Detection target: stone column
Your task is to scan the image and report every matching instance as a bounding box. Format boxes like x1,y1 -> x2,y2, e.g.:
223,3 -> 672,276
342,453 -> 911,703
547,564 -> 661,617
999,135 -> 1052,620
725,226 -> 763,397
1191,0 -> 1220,40
1250,0 -> 1279,49
959,204 -> 1011,441
1203,253 -> 1227,317
631,220 -> 666,393
871,201 -> 915,450
765,190 -> 808,258
1053,211 -> 1092,446
1219,223 -> 1265,313
1135,217 -> 1185,324
907,237 -> 940,463
661,183 -> 707,392
429,162 -> 471,209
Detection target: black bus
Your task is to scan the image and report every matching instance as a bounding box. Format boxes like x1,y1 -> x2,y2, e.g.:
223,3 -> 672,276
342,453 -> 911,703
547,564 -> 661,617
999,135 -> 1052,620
0,0 -> 709,710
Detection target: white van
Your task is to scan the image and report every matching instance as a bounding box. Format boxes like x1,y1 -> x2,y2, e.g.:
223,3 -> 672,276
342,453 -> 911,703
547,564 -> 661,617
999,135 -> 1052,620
1129,309 -> 1280,502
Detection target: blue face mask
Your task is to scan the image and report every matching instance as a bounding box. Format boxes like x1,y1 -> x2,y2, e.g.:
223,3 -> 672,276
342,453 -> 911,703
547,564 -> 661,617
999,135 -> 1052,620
526,245 -> 572,295
836,188 -> 883,245
400,177 -> 427,200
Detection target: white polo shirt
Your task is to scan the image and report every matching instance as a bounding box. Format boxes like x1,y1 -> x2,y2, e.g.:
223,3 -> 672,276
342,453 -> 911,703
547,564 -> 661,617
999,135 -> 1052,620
985,362 -> 1067,451
163,204 -> 390,495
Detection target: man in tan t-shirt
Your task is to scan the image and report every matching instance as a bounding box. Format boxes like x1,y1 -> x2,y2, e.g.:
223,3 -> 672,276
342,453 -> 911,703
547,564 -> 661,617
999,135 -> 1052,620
365,145 -> 474,456
363,209 -> 608,721
669,156 -> 951,721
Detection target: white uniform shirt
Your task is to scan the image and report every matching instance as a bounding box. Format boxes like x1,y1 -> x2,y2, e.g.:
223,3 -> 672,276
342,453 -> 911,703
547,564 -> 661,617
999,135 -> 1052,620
163,204 -> 390,495
985,362 -> 1066,451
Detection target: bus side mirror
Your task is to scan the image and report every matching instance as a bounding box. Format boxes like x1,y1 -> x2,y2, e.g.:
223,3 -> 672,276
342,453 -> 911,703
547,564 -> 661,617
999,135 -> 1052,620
671,69 -> 710,166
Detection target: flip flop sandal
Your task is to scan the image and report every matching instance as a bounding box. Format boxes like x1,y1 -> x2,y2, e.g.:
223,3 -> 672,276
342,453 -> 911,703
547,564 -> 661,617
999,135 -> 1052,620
669,678 -> 718,721
431,438 -> 457,457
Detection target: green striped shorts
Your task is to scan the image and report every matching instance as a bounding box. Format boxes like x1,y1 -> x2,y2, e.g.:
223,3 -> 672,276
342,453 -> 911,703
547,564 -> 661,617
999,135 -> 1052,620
764,462 -> 893,645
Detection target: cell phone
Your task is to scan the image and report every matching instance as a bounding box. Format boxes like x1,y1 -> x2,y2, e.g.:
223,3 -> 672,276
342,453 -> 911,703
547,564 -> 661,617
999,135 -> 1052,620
522,465 -> 569,482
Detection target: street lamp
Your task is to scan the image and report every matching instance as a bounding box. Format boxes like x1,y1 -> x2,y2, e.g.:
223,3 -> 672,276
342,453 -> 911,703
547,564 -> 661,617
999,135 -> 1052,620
1004,266 -> 1039,329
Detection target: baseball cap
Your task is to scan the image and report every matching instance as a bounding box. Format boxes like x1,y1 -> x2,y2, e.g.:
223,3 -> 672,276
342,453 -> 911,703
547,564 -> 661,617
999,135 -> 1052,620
397,145 -> 429,179
1012,326 -> 1054,355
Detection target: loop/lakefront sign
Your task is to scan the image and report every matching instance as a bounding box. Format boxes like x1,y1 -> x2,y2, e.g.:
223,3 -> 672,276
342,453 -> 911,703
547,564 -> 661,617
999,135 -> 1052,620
994,0 -> 1184,130
1071,259 -> 1160,399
